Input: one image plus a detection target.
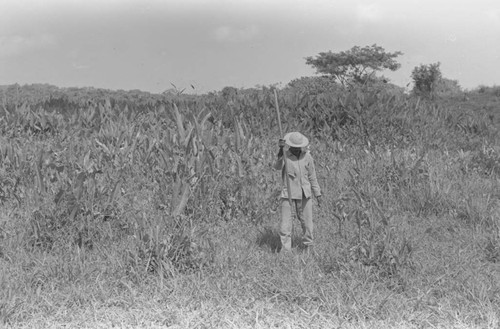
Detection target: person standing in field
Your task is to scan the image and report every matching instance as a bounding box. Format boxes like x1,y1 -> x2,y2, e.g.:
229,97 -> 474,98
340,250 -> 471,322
274,132 -> 322,252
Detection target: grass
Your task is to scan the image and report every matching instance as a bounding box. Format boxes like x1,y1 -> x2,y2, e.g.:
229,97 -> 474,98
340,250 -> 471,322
2,146 -> 500,328
2,216 -> 499,328
1,89 -> 500,328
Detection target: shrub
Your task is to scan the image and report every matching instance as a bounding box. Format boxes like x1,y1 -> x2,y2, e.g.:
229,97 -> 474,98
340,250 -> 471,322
411,62 -> 442,97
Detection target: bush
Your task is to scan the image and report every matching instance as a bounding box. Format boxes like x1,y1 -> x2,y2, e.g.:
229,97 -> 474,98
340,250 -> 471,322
411,62 -> 442,97
435,78 -> 462,96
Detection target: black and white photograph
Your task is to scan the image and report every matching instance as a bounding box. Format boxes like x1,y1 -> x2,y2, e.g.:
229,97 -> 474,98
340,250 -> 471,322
1,0 -> 499,328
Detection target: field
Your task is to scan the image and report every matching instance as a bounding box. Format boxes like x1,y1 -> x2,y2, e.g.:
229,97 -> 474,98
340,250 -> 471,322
1,83 -> 500,328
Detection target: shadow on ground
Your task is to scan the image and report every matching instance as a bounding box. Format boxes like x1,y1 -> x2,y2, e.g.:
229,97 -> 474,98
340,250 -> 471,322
256,226 -> 305,253
257,227 -> 281,253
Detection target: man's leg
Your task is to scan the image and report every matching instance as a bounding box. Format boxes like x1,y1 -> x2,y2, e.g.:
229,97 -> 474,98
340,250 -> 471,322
295,199 -> 305,237
301,197 -> 314,246
279,198 -> 293,251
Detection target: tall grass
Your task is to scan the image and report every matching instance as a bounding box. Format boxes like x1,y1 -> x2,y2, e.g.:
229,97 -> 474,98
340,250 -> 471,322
0,86 -> 499,328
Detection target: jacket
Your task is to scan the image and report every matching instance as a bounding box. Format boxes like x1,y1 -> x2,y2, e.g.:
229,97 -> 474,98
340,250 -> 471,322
274,150 -> 321,200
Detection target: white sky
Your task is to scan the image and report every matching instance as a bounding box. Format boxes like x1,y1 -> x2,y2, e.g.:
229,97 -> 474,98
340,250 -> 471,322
1,0 -> 499,93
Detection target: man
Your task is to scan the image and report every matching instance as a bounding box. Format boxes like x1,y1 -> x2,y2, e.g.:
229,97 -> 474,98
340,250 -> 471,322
274,132 -> 322,252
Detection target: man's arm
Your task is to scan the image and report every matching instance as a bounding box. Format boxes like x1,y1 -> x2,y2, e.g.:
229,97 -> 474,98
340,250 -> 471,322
274,139 -> 286,170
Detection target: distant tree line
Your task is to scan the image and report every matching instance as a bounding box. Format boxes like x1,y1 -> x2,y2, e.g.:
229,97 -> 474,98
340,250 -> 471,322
1,44 -> 470,118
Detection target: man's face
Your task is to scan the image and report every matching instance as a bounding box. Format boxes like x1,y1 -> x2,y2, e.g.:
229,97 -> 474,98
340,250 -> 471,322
289,147 -> 301,156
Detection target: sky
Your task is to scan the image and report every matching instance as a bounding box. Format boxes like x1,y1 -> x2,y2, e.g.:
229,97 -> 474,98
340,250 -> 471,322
1,0 -> 499,94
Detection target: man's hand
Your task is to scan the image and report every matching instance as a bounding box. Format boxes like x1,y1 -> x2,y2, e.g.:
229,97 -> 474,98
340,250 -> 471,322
277,139 -> 285,157
316,195 -> 322,207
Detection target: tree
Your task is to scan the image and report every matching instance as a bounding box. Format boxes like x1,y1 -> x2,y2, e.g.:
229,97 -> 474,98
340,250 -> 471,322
411,62 -> 442,97
305,44 -> 403,86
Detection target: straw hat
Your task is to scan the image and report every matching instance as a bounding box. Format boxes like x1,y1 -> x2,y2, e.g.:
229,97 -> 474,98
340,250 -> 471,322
284,132 -> 309,148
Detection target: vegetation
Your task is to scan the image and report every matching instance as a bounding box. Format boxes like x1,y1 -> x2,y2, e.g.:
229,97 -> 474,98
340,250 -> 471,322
411,62 -> 443,98
305,44 -> 403,86
0,72 -> 499,328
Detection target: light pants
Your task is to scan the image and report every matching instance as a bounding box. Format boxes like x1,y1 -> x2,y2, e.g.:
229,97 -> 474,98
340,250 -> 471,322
279,197 -> 313,251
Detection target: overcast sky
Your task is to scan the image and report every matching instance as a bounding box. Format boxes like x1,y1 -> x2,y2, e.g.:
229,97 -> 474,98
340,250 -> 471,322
1,0 -> 499,93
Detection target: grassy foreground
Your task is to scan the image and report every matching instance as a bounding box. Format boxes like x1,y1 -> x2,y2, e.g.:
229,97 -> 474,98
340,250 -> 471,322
2,150 -> 500,328
1,87 -> 500,328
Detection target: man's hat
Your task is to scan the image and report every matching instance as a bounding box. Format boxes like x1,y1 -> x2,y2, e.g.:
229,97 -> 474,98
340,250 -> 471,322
284,132 -> 309,148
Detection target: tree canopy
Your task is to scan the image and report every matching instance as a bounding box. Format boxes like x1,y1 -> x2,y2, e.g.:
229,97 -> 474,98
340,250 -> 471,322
305,44 -> 403,86
411,62 -> 442,97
